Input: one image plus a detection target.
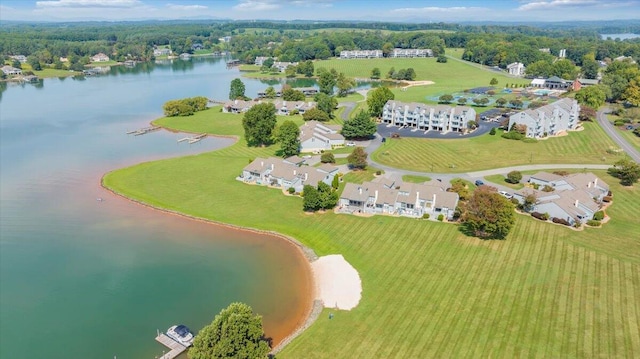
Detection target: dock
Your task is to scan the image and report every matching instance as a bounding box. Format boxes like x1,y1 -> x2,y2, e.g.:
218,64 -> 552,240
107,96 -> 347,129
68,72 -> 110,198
178,133 -> 207,144
127,126 -> 160,136
155,333 -> 187,359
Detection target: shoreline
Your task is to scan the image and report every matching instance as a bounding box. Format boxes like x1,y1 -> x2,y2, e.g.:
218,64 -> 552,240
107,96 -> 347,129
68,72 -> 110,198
100,169 -> 321,351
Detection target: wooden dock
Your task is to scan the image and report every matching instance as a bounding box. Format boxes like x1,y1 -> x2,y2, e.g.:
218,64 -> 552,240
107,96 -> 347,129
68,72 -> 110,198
177,133 -> 207,144
127,126 -> 160,136
155,333 -> 187,359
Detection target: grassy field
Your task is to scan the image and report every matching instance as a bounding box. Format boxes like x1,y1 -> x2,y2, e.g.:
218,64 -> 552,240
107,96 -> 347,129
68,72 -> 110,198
484,174 -> 525,190
402,174 -> 432,183
371,123 -> 620,173
618,128 -> 640,152
103,110 -> 640,358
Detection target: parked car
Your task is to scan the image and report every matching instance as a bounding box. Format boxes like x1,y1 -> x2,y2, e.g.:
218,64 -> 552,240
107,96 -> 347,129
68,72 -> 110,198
346,142 -> 356,147
475,180 -> 484,186
499,190 -> 512,199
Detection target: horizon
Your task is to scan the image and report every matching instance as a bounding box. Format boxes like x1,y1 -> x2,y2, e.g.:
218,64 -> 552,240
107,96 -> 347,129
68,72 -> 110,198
1,0 -> 639,23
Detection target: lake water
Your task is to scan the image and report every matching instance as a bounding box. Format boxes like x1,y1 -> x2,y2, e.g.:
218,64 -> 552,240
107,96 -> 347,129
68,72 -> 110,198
0,57 -> 313,358
600,33 -> 640,40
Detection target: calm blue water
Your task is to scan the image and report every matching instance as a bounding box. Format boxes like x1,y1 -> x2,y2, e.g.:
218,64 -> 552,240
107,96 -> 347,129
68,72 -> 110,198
0,57 -> 312,359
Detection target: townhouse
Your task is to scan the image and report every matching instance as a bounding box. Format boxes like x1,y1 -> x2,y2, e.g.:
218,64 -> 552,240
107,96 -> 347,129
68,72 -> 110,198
339,50 -> 383,59
507,98 -> 580,138
240,157 -> 338,193
390,48 -> 433,58
339,177 -> 459,220
299,121 -> 345,153
382,100 -> 476,134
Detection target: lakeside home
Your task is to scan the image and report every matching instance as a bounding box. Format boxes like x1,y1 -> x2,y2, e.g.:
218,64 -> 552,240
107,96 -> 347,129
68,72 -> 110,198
2,65 -> 22,75
240,156 -> 338,193
382,100 -> 476,134
90,53 -> 110,62
508,98 -> 579,138
222,99 -> 316,115
257,87 -> 318,98
390,48 -> 433,58
339,177 -> 459,220
512,172 -> 609,225
299,121 -> 345,153
340,50 -> 383,59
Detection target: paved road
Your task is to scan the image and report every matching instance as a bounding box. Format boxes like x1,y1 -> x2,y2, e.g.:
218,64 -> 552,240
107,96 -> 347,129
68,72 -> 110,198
337,102 -> 356,120
597,108 -> 640,163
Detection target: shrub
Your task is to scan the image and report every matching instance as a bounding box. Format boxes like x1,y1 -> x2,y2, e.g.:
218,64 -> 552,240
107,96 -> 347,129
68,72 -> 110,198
510,198 -> 519,205
422,213 -> 430,219
542,185 -> 554,192
375,170 -> 382,175
437,214 -> 444,221
551,217 -> 571,226
501,130 -> 525,140
553,170 -> 570,176
593,210 -> 604,221
603,196 -> 613,202
489,127 -> 496,135
531,212 -> 550,221
586,219 -> 601,227
288,187 -> 295,194
320,152 -> 335,163
506,170 -> 522,184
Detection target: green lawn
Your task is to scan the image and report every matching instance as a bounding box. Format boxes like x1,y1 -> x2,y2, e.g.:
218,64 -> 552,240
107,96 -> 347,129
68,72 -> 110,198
402,174 -> 432,183
618,128 -> 640,152
484,174 -> 525,190
103,110 -> 640,358
371,123 -> 620,173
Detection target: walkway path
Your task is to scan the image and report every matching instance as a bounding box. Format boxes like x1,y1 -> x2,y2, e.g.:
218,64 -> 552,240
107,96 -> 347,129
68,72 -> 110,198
597,108 -> 640,163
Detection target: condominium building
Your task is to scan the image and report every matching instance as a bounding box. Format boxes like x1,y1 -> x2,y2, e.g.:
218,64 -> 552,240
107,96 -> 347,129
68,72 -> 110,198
508,98 -> 580,138
382,100 -> 476,134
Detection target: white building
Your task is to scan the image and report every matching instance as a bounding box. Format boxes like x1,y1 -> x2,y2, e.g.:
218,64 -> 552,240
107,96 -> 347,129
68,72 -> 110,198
2,65 -> 22,75
506,62 -> 526,76
508,98 -> 580,139
299,121 -> 345,153
273,100 -> 316,115
90,53 -> 110,62
254,56 -> 274,66
153,48 -> 171,56
339,50 -> 383,59
382,101 -> 476,134
241,157 -> 338,193
272,61 -> 298,72
391,48 -> 433,58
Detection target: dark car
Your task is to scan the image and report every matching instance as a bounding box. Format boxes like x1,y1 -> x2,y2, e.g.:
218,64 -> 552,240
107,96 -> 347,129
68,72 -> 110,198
475,180 -> 484,186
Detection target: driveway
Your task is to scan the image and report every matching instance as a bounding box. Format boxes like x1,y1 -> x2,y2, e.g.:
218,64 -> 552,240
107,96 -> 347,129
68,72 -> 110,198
597,108 -> 640,163
376,120 -> 499,140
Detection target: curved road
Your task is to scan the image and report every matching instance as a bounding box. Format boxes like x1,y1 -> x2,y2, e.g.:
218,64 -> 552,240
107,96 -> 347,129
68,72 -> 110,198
597,108 -> 640,163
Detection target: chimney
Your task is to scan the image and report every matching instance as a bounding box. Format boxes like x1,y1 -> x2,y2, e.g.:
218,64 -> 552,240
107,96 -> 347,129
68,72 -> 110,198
270,163 -> 274,170
375,190 -> 379,202
574,199 -> 579,208
260,160 -> 264,167
588,181 -> 591,188
432,193 -> 436,209
594,178 -> 598,187
293,169 -> 296,176
359,187 -> 362,195
304,173 -> 308,181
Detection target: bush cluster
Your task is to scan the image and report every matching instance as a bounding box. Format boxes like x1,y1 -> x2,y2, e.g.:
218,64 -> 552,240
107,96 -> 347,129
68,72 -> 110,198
501,130 -> 525,141
593,210 -> 604,221
163,96 -> 208,117
551,217 -> 571,226
586,219 -> 601,227
603,196 -> 613,202
531,212 -> 550,221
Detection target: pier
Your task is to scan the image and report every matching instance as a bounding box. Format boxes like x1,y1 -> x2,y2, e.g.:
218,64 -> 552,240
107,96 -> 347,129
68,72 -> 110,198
155,333 -> 187,359
127,126 -> 161,136
177,133 -> 207,144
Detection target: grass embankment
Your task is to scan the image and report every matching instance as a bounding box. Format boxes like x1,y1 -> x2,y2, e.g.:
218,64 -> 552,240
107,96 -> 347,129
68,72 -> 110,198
402,174 -> 432,183
103,110 -> 640,358
371,123 -> 620,173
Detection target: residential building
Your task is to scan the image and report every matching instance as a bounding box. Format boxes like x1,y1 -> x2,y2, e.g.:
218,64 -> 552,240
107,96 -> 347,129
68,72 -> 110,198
90,53 -> 110,62
508,98 -> 580,138
382,100 -> 476,134
539,48 -> 551,54
506,62 -> 526,76
240,157 -> 338,193
218,36 -> 232,43
339,177 -> 459,220
273,61 -> 298,72
10,55 -> 27,63
299,121 -> 345,153
339,50 -> 383,59
530,78 -> 546,88
559,49 -> 567,58
273,100 -> 316,115
2,65 -> 22,75
529,76 -> 571,90
254,56 -> 274,66
222,99 -> 261,114
391,48 -> 433,58
614,55 -> 636,63
571,78 -> 600,91
191,43 -> 204,51
153,48 -> 172,56
257,87 -> 317,98
512,172 -> 609,225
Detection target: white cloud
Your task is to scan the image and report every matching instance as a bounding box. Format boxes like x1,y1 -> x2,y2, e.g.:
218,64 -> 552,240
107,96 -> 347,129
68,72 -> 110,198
233,0 -> 335,11
36,0 -> 142,8
517,0 -> 617,11
166,3 -> 208,11
391,6 -> 487,14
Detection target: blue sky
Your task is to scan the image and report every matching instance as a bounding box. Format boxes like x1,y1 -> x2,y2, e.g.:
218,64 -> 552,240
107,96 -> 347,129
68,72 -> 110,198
0,0 -> 638,22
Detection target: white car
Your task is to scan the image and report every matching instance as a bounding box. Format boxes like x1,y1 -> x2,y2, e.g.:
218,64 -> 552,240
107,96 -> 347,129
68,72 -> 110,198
346,142 -> 356,147
499,190 -> 512,199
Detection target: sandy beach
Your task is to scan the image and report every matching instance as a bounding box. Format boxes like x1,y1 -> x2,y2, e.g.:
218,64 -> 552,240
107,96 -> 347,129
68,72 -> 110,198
312,254 -> 362,310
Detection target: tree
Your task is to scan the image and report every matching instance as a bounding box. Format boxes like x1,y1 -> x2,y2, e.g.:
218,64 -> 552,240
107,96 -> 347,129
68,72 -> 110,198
302,107 -> 330,122
260,57 -> 274,72
342,110 -> 376,139
370,67 -> 381,79
275,120 -> 300,157
189,302 -> 270,359
347,146 -> 368,170
495,97 -> 507,107
404,68 -> 416,81
302,185 -> 320,211
336,72 -> 356,97
506,170 -> 522,184
436,54 -> 447,63
27,56 -> 42,71
462,187 -> 515,240
162,96 -> 208,117
457,97 -> 468,105
581,58 -> 600,79
386,67 -> 395,79
314,93 -> 337,118
509,99 -> 523,109
448,179 -> 470,201
229,78 -> 246,100
285,65 -> 297,78
303,182 -> 338,211
608,158 -> 640,186
467,120 -> 478,130
332,173 -> 339,189
297,60 -> 314,77
579,105 -> 597,121
622,80 -> 640,107
439,94 -> 453,104
282,88 -> 305,101
382,42 -> 394,57
317,67 -> 337,95
242,103 -> 277,146
490,77 -> 498,85
264,86 -> 277,99
489,127 -> 497,135
321,152 -> 335,163
575,85 -> 607,109
367,86 -> 395,117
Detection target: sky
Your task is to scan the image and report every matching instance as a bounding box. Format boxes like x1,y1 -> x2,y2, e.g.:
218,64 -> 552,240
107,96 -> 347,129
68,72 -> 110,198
0,0 -> 639,23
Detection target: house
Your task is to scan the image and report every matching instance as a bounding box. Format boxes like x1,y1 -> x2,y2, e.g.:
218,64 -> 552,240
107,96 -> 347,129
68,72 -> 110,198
2,65 -> 22,75
9,55 -> 27,63
530,78 -> 546,88
256,87 -> 316,99
382,100 -> 476,134
272,62 -> 298,72
339,50 -> 383,59
153,48 -> 172,56
543,76 -> 571,90
191,43 -> 204,51
391,48 -> 433,58
539,48 -> 551,54
299,121 -> 345,152
254,56 -> 274,66
339,178 -> 459,220
240,157 -> 338,193
218,36 -> 232,43
507,98 -> 580,138
558,49 -> 567,58
571,78 -> 599,91
90,53 -> 110,62
513,172 -> 609,225
614,55 -> 636,64
506,62 -> 526,76
222,99 -> 261,114
273,100 -> 316,115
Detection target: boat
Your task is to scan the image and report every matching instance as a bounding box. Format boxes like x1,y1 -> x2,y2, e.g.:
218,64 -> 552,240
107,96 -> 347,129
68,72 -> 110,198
166,324 -> 194,347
